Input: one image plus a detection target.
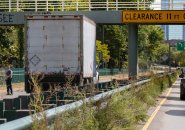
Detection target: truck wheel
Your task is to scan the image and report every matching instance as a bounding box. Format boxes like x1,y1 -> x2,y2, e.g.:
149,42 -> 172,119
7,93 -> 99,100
180,94 -> 185,100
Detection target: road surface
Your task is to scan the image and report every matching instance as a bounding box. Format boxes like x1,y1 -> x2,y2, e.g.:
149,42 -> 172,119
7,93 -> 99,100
146,78 -> 185,130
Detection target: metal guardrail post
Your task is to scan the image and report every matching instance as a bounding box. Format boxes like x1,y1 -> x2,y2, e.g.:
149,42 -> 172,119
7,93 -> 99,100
137,0 -> 139,10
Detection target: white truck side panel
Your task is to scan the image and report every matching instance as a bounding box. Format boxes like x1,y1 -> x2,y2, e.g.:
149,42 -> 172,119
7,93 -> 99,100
83,19 -> 96,77
27,19 -> 80,74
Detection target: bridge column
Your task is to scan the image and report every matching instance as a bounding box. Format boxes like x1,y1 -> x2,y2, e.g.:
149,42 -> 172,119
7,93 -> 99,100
128,24 -> 138,79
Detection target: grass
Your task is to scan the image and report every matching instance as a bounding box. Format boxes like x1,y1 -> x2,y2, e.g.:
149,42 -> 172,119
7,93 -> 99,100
29,72 -> 178,130
52,103 -> 99,130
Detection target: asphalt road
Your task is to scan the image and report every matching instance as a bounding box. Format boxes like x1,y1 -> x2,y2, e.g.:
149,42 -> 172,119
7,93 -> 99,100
148,78 -> 185,130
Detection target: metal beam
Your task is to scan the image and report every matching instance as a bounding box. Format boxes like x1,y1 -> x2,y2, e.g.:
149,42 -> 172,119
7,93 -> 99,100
0,11 -> 122,25
128,24 -> 138,79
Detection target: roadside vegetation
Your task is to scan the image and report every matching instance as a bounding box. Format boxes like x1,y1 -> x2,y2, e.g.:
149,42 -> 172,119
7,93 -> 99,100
29,72 -> 177,130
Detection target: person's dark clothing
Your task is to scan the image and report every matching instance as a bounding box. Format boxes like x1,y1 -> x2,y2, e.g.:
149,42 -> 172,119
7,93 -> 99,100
5,69 -> 13,95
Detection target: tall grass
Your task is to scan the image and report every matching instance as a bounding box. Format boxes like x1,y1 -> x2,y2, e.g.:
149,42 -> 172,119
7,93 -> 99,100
29,74 -> 48,130
53,102 -> 99,130
30,72 -> 177,130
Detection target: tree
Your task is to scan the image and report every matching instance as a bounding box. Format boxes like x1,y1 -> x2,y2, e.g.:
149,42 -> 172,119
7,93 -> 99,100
138,25 -> 165,68
97,25 -> 128,68
96,40 -> 110,68
174,51 -> 185,66
17,27 -> 24,67
0,26 -> 19,66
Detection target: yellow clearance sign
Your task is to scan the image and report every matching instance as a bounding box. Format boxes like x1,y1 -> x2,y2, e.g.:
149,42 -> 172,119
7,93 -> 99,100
122,10 -> 185,24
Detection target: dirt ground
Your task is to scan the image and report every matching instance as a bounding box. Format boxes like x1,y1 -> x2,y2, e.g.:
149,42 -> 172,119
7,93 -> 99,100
99,71 -> 153,81
0,82 -> 24,94
99,73 -> 128,80
0,74 -> 124,95
0,72 -> 152,99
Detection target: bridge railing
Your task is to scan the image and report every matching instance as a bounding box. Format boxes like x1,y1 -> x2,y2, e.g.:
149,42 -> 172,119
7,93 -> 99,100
0,0 -> 183,12
0,0 -> 162,12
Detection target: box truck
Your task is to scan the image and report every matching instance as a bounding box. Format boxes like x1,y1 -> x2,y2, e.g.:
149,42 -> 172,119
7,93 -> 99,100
24,15 -> 97,93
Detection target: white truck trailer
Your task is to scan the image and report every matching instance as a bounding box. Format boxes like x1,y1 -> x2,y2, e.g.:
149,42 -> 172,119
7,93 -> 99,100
24,15 -> 96,92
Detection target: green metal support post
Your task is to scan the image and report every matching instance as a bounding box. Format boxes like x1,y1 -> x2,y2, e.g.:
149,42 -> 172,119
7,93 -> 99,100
128,24 -> 138,79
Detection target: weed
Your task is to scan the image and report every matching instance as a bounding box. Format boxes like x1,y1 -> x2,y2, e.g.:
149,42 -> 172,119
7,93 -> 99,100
29,74 -> 48,130
29,72 -> 177,130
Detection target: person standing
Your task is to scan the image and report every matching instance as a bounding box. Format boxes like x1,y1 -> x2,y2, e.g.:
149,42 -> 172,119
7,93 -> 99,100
5,65 -> 13,95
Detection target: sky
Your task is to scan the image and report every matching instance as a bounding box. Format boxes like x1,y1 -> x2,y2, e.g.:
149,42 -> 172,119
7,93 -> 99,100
152,0 -> 161,10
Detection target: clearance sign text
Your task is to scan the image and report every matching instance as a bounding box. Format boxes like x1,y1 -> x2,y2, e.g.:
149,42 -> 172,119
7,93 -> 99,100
122,10 -> 185,24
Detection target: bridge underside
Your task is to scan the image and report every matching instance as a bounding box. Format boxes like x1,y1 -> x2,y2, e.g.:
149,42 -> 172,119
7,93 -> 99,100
0,11 -> 122,25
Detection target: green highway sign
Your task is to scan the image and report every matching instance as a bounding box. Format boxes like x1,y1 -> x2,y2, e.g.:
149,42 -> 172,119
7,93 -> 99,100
177,41 -> 185,51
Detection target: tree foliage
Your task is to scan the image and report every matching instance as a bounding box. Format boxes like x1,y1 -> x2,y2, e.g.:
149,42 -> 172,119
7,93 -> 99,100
97,25 -> 128,68
174,51 -> 185,66
97,24 -> 168,69
96,40 -> 110,66
138,25 -> 165,68
0,26 -> 20,66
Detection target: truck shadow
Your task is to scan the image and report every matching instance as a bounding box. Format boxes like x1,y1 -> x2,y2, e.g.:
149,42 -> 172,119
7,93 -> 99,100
159,96 -> 180,101
166,110 -> 185,116
162,104 -> 185,109
170,92 -> 180,94
172,85 -> 180,88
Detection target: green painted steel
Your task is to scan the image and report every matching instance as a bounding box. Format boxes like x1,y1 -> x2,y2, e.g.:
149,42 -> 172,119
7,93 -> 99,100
97,68 -> 126,76
128,24 -> 138,78
12,68 -> 24,83
3,110 -> 17,121
0,11 -> 122,25
0,68 -> 24,84
0,101 -> 4,118
15,68 -> 124,81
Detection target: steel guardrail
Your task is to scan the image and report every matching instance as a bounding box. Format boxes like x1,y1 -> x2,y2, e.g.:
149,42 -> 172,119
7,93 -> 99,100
0,78 -> 150,130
